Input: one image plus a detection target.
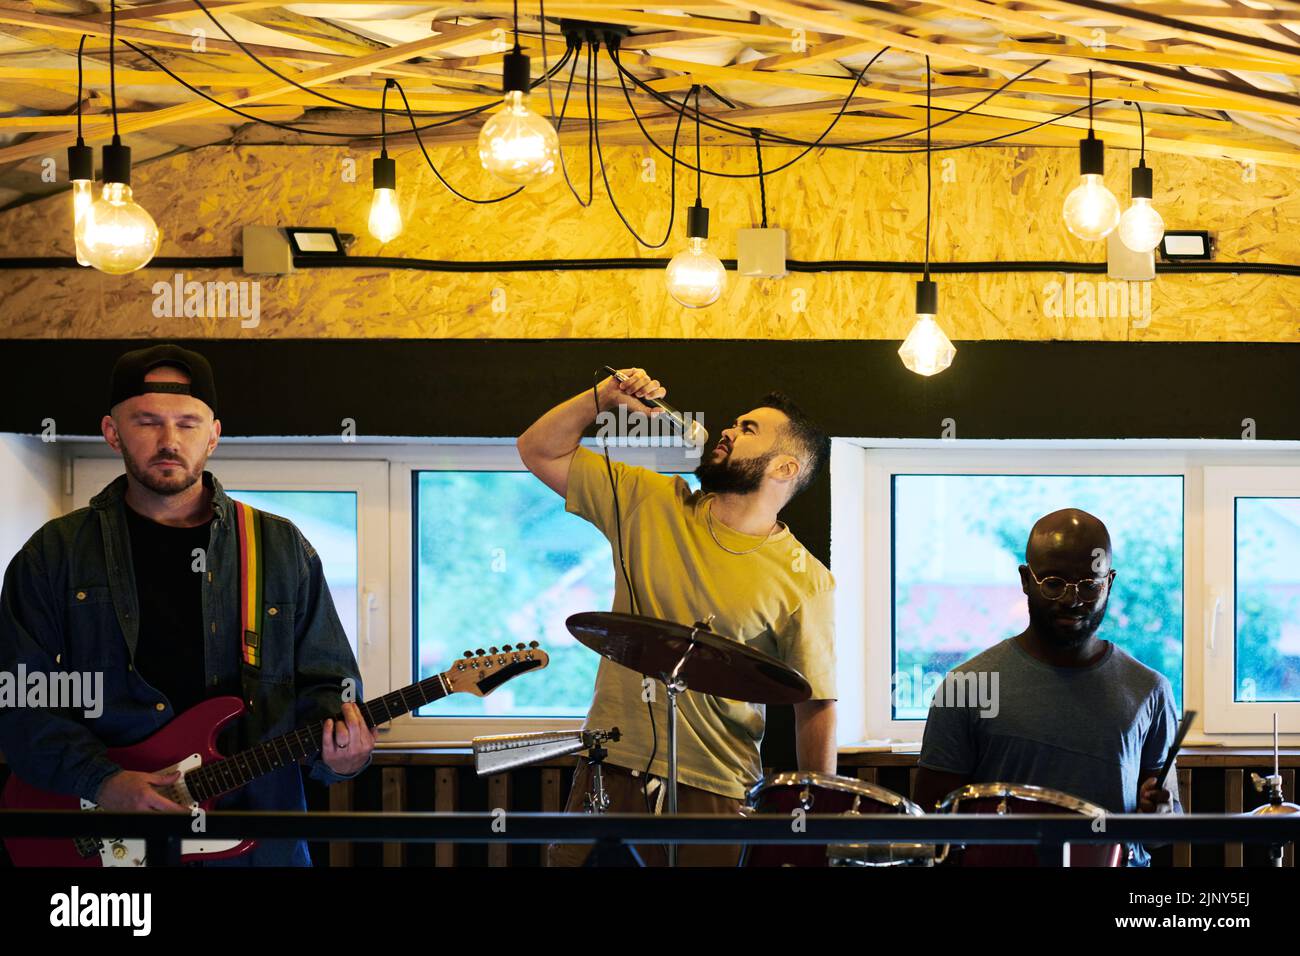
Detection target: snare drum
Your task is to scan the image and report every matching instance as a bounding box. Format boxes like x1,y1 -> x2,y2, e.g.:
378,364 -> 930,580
741,771 -> 932,867
937,782 -> 1123,867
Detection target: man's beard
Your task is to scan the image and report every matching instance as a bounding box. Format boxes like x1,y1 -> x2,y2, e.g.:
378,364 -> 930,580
694,449 -> 773,495
121,444 -> 204,496
1028,596 -> 1109,648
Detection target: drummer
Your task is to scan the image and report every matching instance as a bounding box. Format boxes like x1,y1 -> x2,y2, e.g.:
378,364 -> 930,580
518,367 -> 837,866
913,508 -> 1182,866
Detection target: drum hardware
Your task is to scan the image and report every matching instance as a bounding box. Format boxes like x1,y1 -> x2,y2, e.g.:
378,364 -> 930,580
1246,713 -> 1298,868
742,771 -> 933,868
472,727 -> 622,814
566,611 -> 812,867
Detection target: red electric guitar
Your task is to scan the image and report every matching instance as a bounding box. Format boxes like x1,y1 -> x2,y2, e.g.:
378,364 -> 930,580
1,643 -> 549,866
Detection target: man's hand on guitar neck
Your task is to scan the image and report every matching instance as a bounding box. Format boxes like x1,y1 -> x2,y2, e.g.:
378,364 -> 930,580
95,769 -> 190,812
321,702 -> 375,776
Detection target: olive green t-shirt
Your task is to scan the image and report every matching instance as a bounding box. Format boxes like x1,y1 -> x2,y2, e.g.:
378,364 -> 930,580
565,446 -> 837,799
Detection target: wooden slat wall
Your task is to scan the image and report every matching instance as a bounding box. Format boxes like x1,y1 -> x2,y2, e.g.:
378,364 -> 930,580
1225,769 -> 1244,867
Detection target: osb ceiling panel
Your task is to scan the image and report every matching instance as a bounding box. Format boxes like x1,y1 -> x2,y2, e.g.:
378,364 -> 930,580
0,0 -> 1298,211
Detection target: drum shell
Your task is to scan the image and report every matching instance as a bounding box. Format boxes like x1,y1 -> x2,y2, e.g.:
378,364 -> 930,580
943,791 -> 1123,868
742,772 -> 923,867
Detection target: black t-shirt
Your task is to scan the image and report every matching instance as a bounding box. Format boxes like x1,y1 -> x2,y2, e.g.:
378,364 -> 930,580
124,504 -> 212,716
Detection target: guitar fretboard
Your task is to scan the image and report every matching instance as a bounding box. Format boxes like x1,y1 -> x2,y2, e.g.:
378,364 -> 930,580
183,672 -> 450,803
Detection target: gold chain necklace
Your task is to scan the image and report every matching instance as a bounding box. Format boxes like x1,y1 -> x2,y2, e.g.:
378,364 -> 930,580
706,503 -> 777,556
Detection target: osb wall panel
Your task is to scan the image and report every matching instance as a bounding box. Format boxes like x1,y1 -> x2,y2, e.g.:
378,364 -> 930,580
0,143 -> 1295,341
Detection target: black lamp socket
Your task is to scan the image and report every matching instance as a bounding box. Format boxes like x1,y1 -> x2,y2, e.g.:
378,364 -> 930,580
502,49 -> 531,94
101,137 -> 131,187
687,200 -> 709,240
1079,131 -> 1105,177
68,142 -> 93,182
1131,162 -> 1153,200
373,155 -> 396,191
916,278 -> 938,316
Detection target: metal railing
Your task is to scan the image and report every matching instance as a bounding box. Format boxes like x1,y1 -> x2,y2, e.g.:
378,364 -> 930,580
1,810 -> 1297,866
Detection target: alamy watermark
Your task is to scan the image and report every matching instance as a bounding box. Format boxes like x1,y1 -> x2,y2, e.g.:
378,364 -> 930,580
595,404 -> 706,459
893,666 -> 1000,718
0,666 -> 103,719
152,273 -> 261,328
1043,275 -> 1152,328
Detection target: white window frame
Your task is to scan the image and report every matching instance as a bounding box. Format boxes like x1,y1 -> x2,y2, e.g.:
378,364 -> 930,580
385,440 -> 701,745
848,447 -> 1190,744
1203,466 -> 1300,733
70,456 -> 390,704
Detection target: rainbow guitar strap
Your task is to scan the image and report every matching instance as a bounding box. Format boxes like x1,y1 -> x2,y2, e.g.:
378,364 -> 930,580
233,500 -> 264,680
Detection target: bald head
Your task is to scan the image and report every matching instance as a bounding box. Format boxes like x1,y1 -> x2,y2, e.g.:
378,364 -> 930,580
1020,509 -> 1115,648
1027,508 -> 1111,575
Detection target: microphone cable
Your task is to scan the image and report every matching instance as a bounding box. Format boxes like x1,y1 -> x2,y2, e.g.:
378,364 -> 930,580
591,371 -> 661,824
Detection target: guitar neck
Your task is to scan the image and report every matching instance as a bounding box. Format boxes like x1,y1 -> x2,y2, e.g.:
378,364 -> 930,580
184,672 -> 450,803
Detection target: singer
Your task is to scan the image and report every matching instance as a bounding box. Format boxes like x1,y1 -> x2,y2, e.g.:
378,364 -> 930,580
517,367 -> 838,866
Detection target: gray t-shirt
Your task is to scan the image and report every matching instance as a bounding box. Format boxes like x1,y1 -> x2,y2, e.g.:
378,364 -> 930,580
918,637 -> 1181,866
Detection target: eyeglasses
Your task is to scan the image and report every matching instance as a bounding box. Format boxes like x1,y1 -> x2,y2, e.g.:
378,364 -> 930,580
1027,567 -> 1113,602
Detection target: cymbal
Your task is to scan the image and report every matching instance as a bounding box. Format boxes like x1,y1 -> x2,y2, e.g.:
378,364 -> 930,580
566,611 -> 812,705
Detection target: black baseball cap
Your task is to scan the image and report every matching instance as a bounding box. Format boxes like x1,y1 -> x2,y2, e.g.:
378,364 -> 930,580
110,344 -> 218,416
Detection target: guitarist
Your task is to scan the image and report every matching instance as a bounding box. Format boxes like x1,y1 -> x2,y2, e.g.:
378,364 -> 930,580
0,344 -> 373,865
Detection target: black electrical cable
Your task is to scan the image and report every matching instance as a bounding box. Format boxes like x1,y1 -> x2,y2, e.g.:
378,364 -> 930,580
8,255 -> 1299,276
191,0 -> 500,118
380,78 -> 392,150
615,50 -> 1077,158
1134,99 -> 1146,159
826,60 -> 1052,149
589,372 -> 657,819
853,99 -> 1104,153
584,42 -> 597,204
925,56 -> 931,283
618,49 -> 1048,153
1089,69 -> 1095,131
109,0 -> 118,135
544,43 -> 592,205
120,39 -> 574,140
390,79 -> 523,204
590,43 -> 688,248
752,130 -> 767,228
609,45 -> 888,179
76,34 -> 86,140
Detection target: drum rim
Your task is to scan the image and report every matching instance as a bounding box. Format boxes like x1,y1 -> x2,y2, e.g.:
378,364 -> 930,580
746,771 -> 925,816
936,781 -> 1108,817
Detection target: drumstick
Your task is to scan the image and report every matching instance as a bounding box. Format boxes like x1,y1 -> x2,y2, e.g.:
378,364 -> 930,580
1154,710 -> 1196,791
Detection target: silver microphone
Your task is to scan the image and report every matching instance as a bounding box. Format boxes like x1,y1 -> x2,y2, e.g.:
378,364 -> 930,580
603,366 -> 709,448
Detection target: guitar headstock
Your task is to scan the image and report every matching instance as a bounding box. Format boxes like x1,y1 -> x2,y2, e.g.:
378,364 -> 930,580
443,642 -> 550,697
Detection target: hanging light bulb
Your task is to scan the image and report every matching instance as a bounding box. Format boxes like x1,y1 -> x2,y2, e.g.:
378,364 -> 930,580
1063,130 -> 1121,242
368,81 -> 402,243
899,57 -> 955,377
1062,72 -> 1120,242
1118,102 -> 1164,254
369,151 -> 402,243
899,279 -> 956,377
68,139 -> 93,267
666,200 -> 726,308
69,36 -> 93,266
76,135 -> 160,275
478,46 -> 558,185
75,0 -> 159,274
1119,158 -> 1164,253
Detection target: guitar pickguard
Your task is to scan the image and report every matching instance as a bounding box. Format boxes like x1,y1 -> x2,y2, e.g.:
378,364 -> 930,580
79,752 -> 243,867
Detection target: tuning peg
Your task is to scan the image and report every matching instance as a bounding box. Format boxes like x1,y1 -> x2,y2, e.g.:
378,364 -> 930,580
489,646 -> 499,654
476,648 -> 486,656
463,650 -> 473,658
529,641 -> 539,649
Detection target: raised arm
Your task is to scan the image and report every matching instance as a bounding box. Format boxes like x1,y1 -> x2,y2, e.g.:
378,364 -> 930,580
516,367 -> 665,497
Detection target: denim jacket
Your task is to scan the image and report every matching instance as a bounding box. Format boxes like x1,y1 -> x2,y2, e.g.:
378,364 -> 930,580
0,471 -> 367,866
